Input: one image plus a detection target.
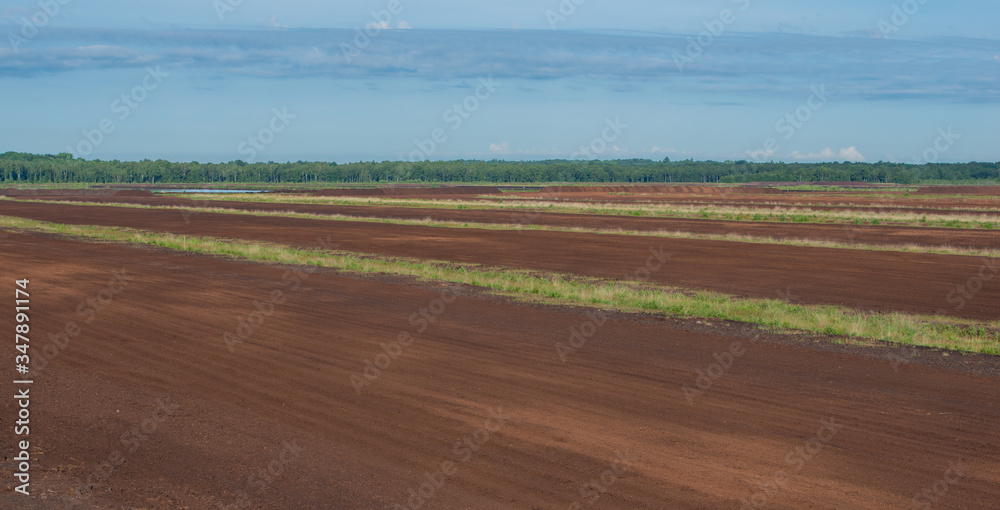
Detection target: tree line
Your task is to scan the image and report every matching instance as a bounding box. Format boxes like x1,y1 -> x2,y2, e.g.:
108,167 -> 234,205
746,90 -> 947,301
2,152 -> 998,184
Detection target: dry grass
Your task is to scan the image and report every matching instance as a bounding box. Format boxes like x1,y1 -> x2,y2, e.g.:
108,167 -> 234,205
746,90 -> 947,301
171,193 -> 1000,229
1,214 -> 998,355
8,197 -> 1000,258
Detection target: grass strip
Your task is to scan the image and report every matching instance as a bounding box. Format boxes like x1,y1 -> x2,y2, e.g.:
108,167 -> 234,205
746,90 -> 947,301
6,197 -> 1000,259
1,214 -> 998,354
172,193 -> 1000,230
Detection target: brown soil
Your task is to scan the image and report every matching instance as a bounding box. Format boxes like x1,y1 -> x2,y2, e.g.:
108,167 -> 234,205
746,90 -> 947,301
311,186 -> 501,198
507,190 -> 1000,210
745,182 -> 907,188
0,189 -> 154,197
539,185 -> 785,194
1,231 -> 998,509
27,195 -> 1000,251
570,199 -> 1000,217
913,186 -> 1000,195
0,201 -> 998,321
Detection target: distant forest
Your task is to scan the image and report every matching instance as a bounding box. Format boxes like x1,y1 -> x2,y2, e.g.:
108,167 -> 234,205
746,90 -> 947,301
2,152 -> 999,185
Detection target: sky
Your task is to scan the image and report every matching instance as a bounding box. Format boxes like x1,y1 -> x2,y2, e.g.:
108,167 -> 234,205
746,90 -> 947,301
1,1 -> 998,164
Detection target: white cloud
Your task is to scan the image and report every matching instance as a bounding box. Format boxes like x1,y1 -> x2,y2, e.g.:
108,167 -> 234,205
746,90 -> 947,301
838,146 -> 866,162
489,142 -> 510,154
265,15 -> 287,29
483,143 -> 567,157
650,146 -> 678,154
791,147 -> 835,160
994,54 -> 1000,62
365,20 -> 411,30
791,147 -> 865,162
745,148 -> 776,160
511,22 -> 521,30
75,44 -> 131,54
71,45 -> 146,61
14,29 -> 995,104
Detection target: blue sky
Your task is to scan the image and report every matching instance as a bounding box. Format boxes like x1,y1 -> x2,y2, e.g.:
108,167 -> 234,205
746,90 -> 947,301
1,1 -> 998,163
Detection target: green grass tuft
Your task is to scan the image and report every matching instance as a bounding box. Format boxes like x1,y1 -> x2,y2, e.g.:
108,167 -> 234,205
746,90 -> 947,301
2,215 -> 999,355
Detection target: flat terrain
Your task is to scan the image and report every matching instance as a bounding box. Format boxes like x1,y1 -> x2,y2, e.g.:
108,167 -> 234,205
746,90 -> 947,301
26,194 -> 1000,250
4,185 -> 1000,509
2,231 -> 999,509
1,200 -> 998,320
511,188 -> 1000,210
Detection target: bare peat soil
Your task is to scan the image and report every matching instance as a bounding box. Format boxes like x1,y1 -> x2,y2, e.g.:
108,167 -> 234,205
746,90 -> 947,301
1,231 -> 998,509
0,201 -> 998,320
